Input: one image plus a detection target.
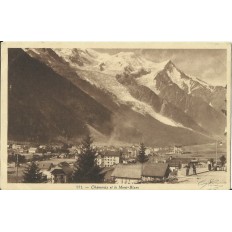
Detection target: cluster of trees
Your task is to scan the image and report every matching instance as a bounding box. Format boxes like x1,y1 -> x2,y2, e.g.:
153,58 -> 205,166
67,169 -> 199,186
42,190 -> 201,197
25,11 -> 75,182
22,135 -> 102,183
9,153 -> 55,165
137,142 -> 148,163
34,144 -> 72,154
22,135 -> 150,183
71,135 -> 102,183
23,162 -> 43,183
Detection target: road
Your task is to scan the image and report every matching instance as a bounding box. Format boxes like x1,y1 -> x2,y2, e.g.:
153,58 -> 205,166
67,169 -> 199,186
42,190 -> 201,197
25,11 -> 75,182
177,168 -> 228,189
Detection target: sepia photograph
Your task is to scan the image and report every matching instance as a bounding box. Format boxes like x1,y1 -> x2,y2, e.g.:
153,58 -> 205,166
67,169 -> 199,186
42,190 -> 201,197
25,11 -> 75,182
0,42 -> 231,190
1,2 -> 232,232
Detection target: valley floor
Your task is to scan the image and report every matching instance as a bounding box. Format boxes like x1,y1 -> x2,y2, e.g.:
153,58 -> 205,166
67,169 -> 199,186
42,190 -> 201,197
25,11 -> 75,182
8,163 -> 228,190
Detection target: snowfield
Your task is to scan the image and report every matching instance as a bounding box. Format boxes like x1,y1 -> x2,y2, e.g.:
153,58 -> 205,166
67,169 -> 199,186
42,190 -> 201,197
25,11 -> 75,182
24,48 -> 216,130
77,69 -> 183,128
50,49 -> 185,128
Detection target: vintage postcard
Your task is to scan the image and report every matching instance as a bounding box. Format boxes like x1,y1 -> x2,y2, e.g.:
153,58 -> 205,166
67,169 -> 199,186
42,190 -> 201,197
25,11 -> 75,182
0,42 -> 231,190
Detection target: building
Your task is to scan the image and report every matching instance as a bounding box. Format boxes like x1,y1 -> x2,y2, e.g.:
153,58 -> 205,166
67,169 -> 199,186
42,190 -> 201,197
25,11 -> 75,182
166,157 -> 195,171
28,147 -> 38,154
8,162 -> 16,168
96,153 -> 103,166
50,164 -> 73,183
145,148 -> 151,156
38,163 -> 55,181
23,153 -> 34,161
111,164 -> 142,184
12,144 -> 22,150
127,147 -> 138,158
39,145 -> 46,149
96,151 -> 121,167
111,163 -> 171,184
142,163 -> 171,182
68,146 -> 78,154
153,147 -> 160,152
99,166 -> 115,183
173,145 -> 183,154
50,167 -> 67,183
166,157 -> 182,171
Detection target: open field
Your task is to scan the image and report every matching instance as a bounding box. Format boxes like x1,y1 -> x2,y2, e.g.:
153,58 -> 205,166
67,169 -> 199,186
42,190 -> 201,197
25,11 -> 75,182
38,158 -> 76,166
182,142 -> 226,159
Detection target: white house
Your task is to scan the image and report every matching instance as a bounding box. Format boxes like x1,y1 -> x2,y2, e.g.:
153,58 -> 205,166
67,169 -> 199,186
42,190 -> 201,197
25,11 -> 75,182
153,147 -> 160,152
23,153 -> 34,160
68,146 -> 78,154
145,148 -> 151,156
12,144 -> 22,150
96,151 -> 121,167
28,147 -> 38,154
39,145 -> 46,149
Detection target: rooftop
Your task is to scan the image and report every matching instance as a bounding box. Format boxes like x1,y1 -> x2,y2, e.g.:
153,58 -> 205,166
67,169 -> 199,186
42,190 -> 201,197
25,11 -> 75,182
50,165 -> 73,176
142,163 -> 169,177
111,163 -> 171,179
111,164 -> 142,179
101,150 -> 121,157
38,163 -> 54,170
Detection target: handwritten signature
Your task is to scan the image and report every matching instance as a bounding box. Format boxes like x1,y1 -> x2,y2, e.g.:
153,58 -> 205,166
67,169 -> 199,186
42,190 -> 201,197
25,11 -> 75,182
198,179 -> 224,190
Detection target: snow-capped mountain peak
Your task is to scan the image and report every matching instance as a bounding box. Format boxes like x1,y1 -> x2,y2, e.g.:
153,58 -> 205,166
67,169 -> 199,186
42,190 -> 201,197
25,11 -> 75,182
24,48 -> 217,97
9,48 -> 227,145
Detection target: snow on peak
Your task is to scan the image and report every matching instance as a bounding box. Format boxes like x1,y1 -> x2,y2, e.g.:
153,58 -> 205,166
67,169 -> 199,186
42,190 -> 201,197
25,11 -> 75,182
24,48 -> 188,129
137,57 -> 214,96
115,51 -> 135,57
53,48 -> 96,64
136,59 -> 175,95
162,62 -> 213,94
163,59 -> 173,67
25,48 -> 213,96
96,51 -> 148,72
189,75 -> 212,90
49,49 -> 173,79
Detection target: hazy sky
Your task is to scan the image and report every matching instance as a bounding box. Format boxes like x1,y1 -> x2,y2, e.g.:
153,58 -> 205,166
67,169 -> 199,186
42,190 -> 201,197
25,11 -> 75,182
96,49 -> 227,86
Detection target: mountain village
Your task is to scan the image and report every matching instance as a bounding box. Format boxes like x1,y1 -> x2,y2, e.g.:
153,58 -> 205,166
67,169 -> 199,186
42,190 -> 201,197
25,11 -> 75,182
7,139 -> 227,185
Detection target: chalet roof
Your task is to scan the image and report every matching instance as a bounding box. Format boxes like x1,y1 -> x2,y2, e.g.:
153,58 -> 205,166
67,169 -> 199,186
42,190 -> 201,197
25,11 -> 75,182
50,165 -> 73,176
111,163 -> 171,179
62,166 -> 73,175
111,164 -> 142,179
104,169 -> 114,180
99,166 -> 115,175
101,150 -> 121,157
142,163 -> 169,177
50,167 -> 65,175
99,167 -> 115,180
166,157 -> 196,166
58,161 -> 70,167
